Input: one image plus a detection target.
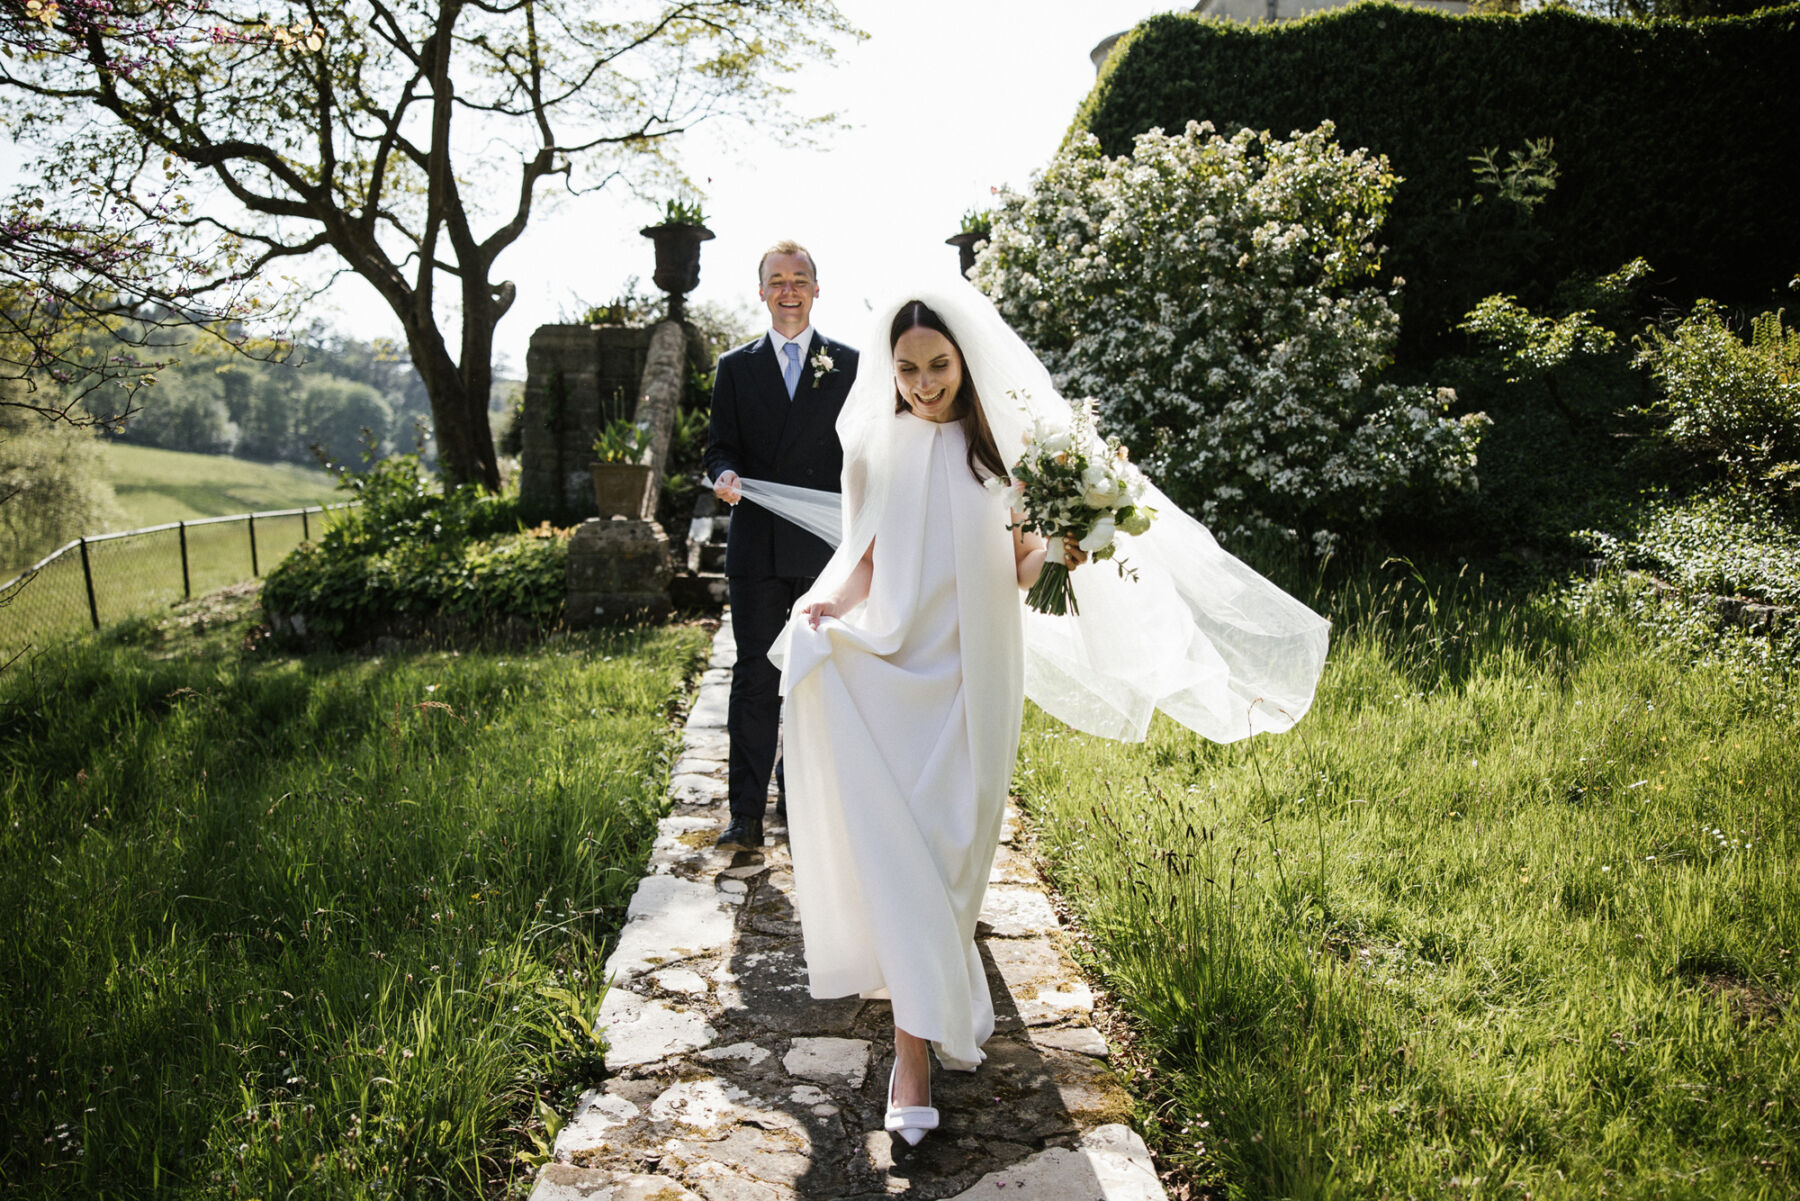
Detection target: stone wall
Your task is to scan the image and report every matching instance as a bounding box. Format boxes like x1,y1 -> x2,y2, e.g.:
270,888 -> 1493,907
518,324 -> 652,525
524,315 -> 726,623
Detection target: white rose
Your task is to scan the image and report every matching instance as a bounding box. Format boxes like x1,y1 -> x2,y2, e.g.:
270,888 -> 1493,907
985,477 -> 1025,509
1081,469 -> 1123,509
1078,515 -> 1117,555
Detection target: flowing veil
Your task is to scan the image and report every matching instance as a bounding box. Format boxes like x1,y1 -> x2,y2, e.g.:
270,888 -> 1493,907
752,277 -> 1329,745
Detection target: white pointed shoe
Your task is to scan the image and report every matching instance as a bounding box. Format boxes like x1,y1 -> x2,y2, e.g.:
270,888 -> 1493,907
883,1059 -> 938,1146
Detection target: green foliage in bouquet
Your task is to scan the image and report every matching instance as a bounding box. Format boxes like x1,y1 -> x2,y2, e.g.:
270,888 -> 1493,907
261,451 -> 565,644
1002,400 -> 1155,616
975,120 -> 1485,552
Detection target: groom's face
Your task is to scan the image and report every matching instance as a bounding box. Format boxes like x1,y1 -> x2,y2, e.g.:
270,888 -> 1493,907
760,253 -> 818,336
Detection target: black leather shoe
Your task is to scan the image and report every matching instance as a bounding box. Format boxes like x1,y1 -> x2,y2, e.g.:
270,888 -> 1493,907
716,816 -> 764,850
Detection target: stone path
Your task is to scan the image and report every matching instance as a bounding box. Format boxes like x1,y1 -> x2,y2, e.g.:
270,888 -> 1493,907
532,616 -> 1169,1201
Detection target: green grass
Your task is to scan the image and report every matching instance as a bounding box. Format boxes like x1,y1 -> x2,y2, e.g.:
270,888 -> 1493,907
103,444 -> 342,530
1016,558 -> 1798,1200
0,590 -> 711,1197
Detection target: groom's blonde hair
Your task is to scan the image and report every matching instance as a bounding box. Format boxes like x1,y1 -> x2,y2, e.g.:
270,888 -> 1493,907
758,240 -> 818,284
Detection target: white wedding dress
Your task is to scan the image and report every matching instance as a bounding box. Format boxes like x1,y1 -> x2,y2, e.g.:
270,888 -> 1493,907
776,412 -> 1024,1071
758,277 -> 1331,1074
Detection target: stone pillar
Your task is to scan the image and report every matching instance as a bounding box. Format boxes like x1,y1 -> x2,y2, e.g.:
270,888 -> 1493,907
633,320 -> 689,508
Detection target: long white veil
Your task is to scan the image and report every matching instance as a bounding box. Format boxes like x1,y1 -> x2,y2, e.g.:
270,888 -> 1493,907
751,278 -> 1329,745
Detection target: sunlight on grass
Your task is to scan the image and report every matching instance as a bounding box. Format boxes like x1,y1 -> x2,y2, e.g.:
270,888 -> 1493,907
103,444 -> 342,529
0,595 -> 710,1197
1017,561 -> 1797,1200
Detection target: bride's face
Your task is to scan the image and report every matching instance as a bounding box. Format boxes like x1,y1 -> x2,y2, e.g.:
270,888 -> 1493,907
893,327 -> 963,424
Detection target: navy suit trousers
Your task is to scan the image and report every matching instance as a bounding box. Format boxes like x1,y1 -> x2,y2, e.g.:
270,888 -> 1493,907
727,574 -> 812,820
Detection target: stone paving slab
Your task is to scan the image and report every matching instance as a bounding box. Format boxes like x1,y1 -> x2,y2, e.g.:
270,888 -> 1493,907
533,616 -> 1169,1201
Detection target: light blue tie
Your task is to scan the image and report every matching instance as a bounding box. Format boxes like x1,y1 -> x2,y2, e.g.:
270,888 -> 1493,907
782,341 -> 802,399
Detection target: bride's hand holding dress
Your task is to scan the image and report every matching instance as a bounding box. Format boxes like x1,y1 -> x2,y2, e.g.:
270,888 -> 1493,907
800,543 -> 874,629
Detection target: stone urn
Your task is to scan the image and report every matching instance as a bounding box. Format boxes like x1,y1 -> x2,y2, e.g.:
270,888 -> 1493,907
591,462 -> 654,519
641,222 -> 715,318
947,229 -> 989,277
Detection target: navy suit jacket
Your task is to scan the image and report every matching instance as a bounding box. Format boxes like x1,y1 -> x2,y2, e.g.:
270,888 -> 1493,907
704,332 -> 859,579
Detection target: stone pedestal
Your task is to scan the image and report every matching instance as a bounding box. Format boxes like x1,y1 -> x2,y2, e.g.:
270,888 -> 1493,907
565,518 -> 673,626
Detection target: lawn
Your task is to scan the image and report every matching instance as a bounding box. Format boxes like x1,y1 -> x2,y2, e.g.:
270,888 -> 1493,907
103,444 -> 342,530
1016,558 -> 1798,1200
0,589 -> 711,1197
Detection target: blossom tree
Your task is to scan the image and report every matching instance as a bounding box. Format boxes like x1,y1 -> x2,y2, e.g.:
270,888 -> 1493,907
974,121 -> 1488,550
1,0 -> 267,425
2,0 -> 858,487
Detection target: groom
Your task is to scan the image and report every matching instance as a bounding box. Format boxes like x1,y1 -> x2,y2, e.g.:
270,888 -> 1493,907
704,239 -> 859,850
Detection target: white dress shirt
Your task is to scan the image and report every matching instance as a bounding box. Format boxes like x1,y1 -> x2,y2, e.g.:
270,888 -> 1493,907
768,326 -> 815,366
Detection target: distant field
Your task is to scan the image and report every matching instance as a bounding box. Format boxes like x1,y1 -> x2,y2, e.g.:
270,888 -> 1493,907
0,447 -> 349,653
103,444 -> 342,529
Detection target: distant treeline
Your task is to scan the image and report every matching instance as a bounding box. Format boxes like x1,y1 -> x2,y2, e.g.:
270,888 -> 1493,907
91,320 -> 513,470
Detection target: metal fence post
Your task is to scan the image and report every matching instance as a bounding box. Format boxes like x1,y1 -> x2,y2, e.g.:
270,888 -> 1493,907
302,507 -> 310,543
179,521 -> 192,599
248,514 -> 259,578
79,537 -> 99,629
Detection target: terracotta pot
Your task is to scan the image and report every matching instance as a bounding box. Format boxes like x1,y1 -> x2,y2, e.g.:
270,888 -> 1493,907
591,462 -> 654,519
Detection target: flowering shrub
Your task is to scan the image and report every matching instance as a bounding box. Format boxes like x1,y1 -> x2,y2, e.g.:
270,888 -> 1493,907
973,120 -> 1487,549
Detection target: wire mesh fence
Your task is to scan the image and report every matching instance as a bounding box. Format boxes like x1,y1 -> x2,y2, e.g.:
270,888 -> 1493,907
0,504 -> 356,657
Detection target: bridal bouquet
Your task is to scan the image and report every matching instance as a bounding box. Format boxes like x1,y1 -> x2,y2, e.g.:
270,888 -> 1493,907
988,395 -> 1155,616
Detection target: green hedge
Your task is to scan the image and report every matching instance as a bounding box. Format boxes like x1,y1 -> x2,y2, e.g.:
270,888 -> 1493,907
1072,2 -> 1800,355
261,454 -> 569,646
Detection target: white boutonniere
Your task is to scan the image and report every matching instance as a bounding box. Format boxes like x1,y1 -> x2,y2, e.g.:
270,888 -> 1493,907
809,346 -> 837,388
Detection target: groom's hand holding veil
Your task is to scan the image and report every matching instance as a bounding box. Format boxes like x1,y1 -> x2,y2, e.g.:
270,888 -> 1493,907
713,469 -> 743,505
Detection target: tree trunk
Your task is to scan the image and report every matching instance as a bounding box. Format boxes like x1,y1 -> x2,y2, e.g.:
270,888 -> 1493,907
405,317 -> 500,493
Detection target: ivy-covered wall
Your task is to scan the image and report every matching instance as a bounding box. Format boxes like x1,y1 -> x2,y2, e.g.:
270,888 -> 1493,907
1072,2 -> 1800,354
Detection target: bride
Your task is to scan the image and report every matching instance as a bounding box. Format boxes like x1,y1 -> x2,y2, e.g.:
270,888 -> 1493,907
761,278 -> 1330,1147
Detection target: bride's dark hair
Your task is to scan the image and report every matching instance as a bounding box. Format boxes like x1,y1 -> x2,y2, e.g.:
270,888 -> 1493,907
890,300 -> 1007,482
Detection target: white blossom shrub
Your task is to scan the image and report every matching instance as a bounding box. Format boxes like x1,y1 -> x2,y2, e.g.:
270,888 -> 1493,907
973,120 -> 1488,548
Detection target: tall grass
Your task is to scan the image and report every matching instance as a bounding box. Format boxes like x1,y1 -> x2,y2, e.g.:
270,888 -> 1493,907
1017,556 -> 1798,1199
0,595 -> 708,1197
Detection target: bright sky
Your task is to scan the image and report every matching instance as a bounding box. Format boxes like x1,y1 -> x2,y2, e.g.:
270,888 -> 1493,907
313,1 -> 1184,375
